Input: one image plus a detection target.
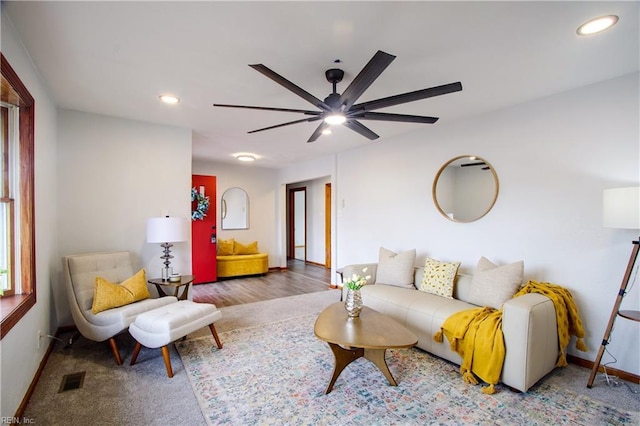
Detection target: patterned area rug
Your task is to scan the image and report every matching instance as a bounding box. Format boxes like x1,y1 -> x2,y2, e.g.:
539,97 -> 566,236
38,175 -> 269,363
177,314 -> 639,425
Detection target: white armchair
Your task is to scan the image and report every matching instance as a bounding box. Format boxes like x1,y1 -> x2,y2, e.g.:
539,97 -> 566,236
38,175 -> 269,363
62,251 -> 178,364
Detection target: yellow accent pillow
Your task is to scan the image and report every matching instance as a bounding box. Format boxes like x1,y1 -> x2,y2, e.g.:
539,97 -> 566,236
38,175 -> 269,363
419,257 -> 460,299
91,269 -> 150,314
217,238 -> 235,256
234,241 -> 259,255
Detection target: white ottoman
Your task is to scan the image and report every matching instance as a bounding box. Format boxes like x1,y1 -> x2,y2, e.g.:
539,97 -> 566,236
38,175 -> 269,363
129,300 -> 223,377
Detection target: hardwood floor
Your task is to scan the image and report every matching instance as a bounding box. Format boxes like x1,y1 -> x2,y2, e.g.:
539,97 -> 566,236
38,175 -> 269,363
192,259 -> 333,307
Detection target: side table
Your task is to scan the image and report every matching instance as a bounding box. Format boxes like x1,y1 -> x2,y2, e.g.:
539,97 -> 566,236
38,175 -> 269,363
148,275 -> 195,301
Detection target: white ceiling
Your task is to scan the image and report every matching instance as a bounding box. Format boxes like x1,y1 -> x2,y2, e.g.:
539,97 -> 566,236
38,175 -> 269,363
3,1 -> 638,169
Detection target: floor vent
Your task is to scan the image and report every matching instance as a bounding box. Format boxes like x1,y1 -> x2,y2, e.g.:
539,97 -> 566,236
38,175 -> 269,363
58,371 -> 85,393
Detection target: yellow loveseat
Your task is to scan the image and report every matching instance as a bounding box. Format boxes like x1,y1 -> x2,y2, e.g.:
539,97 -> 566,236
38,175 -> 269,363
217,239 -> 269,278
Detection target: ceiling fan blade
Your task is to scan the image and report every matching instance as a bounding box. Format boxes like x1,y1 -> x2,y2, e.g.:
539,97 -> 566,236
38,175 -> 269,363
249,64 -> 330,111
307,122 -> 330,143
353,82 -> 463,112
337,50 -> 396,110
214,103 -> 322,116
344,120 -> 379,140
248,116 -> 323,134
355,111 -> 438,124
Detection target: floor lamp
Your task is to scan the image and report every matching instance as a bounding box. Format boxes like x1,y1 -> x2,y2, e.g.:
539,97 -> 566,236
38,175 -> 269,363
147,216 -> 190,281
587,187 -> 640,388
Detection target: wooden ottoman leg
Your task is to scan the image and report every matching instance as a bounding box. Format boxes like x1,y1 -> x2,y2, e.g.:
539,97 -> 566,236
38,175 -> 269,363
209,324 -> 223,349
161,346 -> 174,378
130,342 -> 142,366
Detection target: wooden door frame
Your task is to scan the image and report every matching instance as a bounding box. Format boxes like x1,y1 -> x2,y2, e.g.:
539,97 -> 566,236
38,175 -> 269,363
324,183 -> 331,268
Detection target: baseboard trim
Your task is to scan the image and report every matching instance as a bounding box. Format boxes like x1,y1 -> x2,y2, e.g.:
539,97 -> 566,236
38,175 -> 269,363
15,326 -> 76,418
568,354 -> 639,384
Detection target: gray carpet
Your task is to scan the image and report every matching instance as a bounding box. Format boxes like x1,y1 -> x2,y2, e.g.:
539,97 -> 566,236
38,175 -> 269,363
22,289 -> 639,424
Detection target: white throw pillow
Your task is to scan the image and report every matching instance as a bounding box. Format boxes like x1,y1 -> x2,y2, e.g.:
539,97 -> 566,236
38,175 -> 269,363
468,257 -> 524,309
419,257 -> 460,299
375,247 -> 416,289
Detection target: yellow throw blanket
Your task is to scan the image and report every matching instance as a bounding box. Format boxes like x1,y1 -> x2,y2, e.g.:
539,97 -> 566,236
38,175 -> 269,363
433,281 -> 587,394
514,280 -> 587,365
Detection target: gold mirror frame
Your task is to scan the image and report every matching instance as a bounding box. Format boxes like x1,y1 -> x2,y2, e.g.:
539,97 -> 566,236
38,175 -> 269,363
432,155 -> 499,223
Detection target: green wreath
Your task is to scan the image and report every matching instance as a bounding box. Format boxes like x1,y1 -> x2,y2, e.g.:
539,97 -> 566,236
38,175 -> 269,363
191,187 -> 210,221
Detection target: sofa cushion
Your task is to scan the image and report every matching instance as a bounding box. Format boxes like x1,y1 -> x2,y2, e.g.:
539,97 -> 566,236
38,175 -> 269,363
375,247 -> 416,289
92,269 -> 150,314
86,295 -> 178,327
419,257 -> 461,299
468,257 -> 523,309
217,238 -> 235,255
234,240 -> 259,255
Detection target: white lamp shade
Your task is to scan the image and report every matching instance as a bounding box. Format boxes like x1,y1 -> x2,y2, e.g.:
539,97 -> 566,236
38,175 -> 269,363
603,187 -> 640,229
146,217 -> 189,243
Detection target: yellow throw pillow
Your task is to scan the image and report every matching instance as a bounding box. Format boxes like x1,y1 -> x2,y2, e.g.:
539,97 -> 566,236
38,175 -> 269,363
91,269 -> 150,314
234,241 -> 259,255
217,238 -> 235,256
419,257 -> 460,299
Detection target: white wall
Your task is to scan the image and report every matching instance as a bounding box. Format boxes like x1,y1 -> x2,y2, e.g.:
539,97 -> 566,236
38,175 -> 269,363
0,11 -> 59,418
56,110 -> 192,324
192,160 -> 279,267
331,73 -> 639,375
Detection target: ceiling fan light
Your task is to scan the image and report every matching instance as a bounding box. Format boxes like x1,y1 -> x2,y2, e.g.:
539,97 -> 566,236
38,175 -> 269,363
236,154 -> 256,162
159,94 -> 180,104
577,15 -> 618,36
324,113 -> 346,125
321,128 -> 333,135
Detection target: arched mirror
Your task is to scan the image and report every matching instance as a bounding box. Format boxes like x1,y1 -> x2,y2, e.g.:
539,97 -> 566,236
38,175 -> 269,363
432,155 -> 499,222
221,187 -> 249,230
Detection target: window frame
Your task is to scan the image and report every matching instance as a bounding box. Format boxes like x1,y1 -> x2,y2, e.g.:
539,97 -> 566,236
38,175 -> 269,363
0,53 -> 36,339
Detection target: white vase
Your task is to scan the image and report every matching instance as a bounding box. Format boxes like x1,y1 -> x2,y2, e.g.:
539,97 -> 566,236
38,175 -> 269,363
344,289 -> 363,318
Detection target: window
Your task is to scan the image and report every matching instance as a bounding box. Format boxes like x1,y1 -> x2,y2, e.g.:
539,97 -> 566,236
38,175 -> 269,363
0,53 -> 36,339
1,105 -> 16,297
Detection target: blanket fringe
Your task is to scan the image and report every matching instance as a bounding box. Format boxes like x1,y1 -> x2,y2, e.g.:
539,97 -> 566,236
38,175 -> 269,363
433,330 -> 443,343
576,338 -> 587,352
462,370 -> 478,385
482,384 -> 496,395
556,353 -> 568,368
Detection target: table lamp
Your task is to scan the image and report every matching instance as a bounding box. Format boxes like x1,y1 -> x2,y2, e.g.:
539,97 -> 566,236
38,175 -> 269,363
587,186 -> 639,387
146,216 -> 189,281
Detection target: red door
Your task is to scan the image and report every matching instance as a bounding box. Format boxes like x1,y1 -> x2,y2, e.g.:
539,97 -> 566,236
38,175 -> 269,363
191,175 -> 217,284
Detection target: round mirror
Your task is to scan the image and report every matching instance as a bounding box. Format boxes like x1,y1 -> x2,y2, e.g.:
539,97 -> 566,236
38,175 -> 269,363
432,155 -> 499,222
221,187 -> 249,230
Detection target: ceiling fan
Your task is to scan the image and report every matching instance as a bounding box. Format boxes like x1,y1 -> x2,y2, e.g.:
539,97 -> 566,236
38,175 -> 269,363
213,50 -> 462,143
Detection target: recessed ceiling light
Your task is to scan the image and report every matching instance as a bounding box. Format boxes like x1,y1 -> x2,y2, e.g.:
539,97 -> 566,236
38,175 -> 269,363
321,128 -> 333,135
159,95 -> 180,104
236,154 -> 256,162
324,113 -> 346,125
577,15 -> 619,36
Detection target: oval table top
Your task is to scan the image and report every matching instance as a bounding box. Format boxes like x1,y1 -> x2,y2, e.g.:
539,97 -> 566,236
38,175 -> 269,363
314,302 -> 418,350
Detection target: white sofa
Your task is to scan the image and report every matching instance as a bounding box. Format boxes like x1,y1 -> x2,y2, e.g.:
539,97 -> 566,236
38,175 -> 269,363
341,263 -> 559,392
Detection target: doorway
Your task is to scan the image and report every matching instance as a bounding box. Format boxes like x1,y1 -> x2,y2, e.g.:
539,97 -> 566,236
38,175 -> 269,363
289,187 -> 306,261
286,177 -> 331,268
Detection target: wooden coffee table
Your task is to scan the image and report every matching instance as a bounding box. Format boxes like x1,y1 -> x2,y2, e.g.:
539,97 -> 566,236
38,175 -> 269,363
314,302 -> 418,394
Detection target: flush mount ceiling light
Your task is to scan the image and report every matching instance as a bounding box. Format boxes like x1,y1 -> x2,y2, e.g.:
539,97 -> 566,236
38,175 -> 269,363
577,15 -> 619,36
324,113 -> 347,125
236,154 -> 256,162
159,95 -> 180,104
